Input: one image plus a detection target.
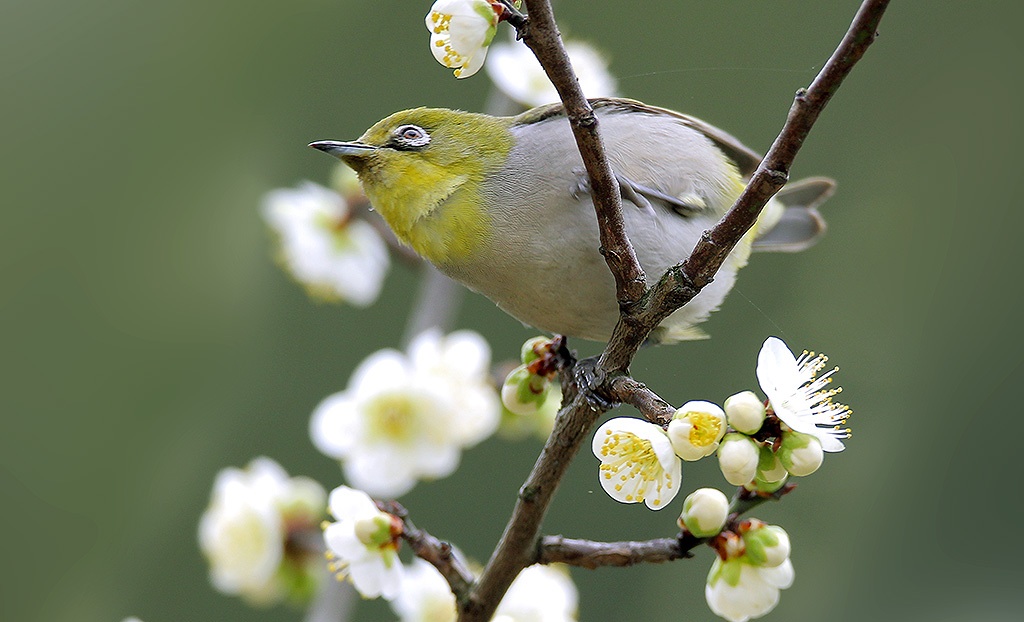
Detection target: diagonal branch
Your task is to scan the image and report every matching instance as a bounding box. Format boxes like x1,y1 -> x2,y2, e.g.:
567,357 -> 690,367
599,0 -> 892,372
461,1 -> 890,620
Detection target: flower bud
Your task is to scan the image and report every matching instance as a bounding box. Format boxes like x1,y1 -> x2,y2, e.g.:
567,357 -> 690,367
717,433 -> 760,486
668,400 -> 726,461
723,390 -> 766,435
779,430 -> 824,477
678,488 -> 730,537
354,514 -> 394,548
501,364 -> 551,416
743,524 -> 791,568
757,444 -> 789,483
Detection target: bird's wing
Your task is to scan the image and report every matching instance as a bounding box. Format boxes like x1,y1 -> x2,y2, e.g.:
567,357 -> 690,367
513,98 -> 764,177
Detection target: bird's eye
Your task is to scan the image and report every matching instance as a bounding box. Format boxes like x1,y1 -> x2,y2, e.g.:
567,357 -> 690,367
390,125 -> 431,150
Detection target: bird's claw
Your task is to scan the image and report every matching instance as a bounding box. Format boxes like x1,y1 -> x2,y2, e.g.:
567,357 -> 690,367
572,356 -> 616,411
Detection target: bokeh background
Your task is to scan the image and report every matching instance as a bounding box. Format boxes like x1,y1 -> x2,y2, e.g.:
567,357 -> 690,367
3,1 -> 1022,621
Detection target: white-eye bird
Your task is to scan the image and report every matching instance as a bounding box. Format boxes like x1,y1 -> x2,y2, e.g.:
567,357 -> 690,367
311,98 -> 833,343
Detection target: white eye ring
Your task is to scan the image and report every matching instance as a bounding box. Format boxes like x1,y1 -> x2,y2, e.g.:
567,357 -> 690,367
394,125 -> 430,149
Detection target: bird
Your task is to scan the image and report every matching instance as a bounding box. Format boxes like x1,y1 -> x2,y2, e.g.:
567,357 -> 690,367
310,98 -> 833,344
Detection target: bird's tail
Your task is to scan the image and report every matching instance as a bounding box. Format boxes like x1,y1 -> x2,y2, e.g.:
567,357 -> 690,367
752,177 -> 836,253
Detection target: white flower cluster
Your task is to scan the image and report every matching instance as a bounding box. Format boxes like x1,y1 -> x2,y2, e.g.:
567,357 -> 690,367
718,337 -> 851,491
592,336 -> 851,512
198,457 -> 326,605
311,329 -> 500,498
705,521 -> 795,622
322,486 -> 578,619
588,336 -> 851,621
262,180 -> 389,306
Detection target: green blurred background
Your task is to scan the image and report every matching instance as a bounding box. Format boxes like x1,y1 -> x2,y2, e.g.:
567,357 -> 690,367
3,1 -> 1021,620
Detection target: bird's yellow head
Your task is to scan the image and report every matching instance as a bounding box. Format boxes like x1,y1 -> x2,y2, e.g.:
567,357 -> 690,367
311,108 -> 515,264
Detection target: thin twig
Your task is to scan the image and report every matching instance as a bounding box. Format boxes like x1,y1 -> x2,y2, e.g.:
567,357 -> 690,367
604,375 -> 676,426
599,0 -> 892,372
538,535 -> 691,568
380,501 -> 477,600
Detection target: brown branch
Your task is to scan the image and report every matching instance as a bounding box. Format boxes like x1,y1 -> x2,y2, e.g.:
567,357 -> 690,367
604,375 -> 676,426
379,501 -> 476,601
538,535 -> 694,568
462,352 -> 604,620
461,0 -> 890,618
516,0 -> 647,308
535,484 -> 795,570
599,0 -> 892,373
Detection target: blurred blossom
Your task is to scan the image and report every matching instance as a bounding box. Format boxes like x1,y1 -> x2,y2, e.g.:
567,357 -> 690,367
592,417 -> 681,510
262,181 -> 389,306
323,486 -> 404,600
390,558 -> 458,622
493,564 -> 578,621
485,35 -> 617,107
198,457 -> 326,606
426,0 -> 503,78
390,560 -> 577,621
756,337 -> 851,452
311,329 -> 500,497
668,400 -> 727,461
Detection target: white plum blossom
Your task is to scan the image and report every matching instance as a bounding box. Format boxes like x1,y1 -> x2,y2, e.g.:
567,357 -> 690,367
323,486 -> 404,600
494,564 -> 578,622
668,400 -> 727,461
723,391 -> 766,435
485,34 -> 617,106
679,488 -> 730,538
705,522 -> 795,622
311,329 -> 500,498
706,558 -> 795,622
390,560 -> 577,622
592,417 -> 682,510
390,558 -> 458,622
198,457 -> 326,605
407,329 -> 501,447
262,181 -> 389,306
426,0 -> 503,78
756,337 -> 851,452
